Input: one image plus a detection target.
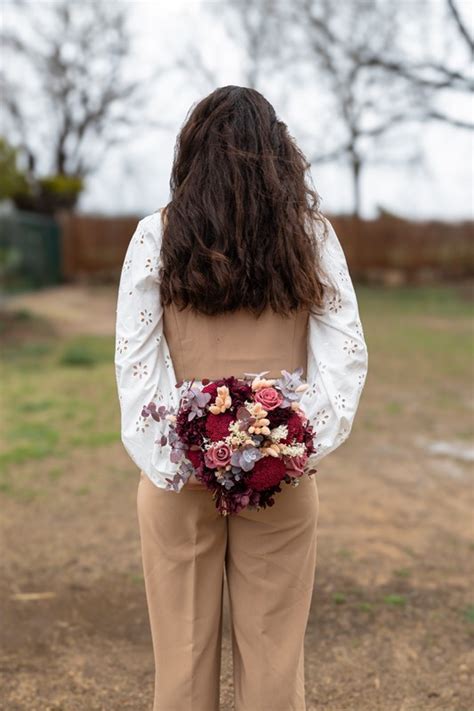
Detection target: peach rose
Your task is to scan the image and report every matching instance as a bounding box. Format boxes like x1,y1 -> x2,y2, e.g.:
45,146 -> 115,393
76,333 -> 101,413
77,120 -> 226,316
254,387 -> 283,411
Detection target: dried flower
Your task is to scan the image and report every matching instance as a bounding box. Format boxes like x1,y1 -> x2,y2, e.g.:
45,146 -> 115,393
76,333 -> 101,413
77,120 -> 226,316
246,402 -> 271,435
275,367 -> 309,406
209,385 -> 232,414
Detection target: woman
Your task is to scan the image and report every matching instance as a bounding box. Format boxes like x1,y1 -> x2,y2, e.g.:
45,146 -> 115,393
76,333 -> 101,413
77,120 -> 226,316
115,85 -> 368,711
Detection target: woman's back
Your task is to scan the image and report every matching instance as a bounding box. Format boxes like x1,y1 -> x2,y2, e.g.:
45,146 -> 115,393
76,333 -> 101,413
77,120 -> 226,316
115,203 -> 367,493
163,299 -> 309,382
114,85 -> 369,711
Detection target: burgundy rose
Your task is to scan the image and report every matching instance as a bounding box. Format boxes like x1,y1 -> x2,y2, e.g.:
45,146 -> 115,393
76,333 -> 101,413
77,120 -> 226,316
205,412 -> 235,441
246,456 -> 287,491
254,387 -> 283,411
204,443 -> 232,469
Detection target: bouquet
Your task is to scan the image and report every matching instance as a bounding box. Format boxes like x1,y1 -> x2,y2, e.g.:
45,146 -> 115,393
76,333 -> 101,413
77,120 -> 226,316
141,367 -> 318,516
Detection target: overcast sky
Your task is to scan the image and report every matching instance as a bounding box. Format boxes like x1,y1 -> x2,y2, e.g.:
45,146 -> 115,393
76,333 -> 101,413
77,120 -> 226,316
4,0 -> 474,221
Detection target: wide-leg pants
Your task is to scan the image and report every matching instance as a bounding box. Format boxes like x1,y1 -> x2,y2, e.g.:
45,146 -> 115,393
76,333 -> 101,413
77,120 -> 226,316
136,470 -> 319,711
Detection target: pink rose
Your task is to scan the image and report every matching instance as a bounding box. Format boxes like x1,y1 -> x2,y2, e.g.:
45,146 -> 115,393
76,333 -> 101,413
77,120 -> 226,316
254,387 -> 283,411
204,443 -> 232,469
285,453 -> 309,477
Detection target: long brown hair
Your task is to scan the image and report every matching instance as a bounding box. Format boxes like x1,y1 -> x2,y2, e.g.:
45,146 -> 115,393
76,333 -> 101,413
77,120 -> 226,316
159,85 -> 337,317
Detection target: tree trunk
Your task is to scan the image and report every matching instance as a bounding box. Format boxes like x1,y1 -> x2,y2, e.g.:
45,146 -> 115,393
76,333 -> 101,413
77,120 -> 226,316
351,154 -> 362,218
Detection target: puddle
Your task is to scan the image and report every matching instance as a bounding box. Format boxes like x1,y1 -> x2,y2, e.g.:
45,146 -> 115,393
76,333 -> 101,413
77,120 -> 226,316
414,436 -> 474,470
423,440 -> 474,463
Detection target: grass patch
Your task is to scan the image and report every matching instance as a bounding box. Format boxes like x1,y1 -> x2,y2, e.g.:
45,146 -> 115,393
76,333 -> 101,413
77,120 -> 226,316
48,467 -> 64,482
1,423 -> 59,468
462,606 -> 474,624
2,342 -> 54,363
357,284 -> 474,318
336,548 -> 353,559
14,399 -> 56,414
0,334 -> 119,478
393,568 -> 411,578
70,431 -> 119,447
332,592 -> 347,604
358,285 -> 472,360
60,345 -> 98,367
8,308 -> 35,322
74,486 -> 91,496
383,594 -> 407,607
59,336 -> 112,368
386,400 -> 403,415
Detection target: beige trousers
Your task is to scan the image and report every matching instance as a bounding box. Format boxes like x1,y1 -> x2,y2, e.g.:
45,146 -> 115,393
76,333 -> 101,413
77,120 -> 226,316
136,470 -> 319,711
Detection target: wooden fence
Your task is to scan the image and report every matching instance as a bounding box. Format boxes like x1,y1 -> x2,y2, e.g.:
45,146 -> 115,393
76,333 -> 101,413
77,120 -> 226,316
3,209 -> 470,293
57,211 -> 141,282
38,210 -> 474,285
329,214 -> 474,283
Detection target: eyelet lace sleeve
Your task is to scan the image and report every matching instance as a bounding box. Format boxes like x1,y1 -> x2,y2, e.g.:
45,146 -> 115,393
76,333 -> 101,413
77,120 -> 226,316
299,216 -> 369,467
114,211 -> 182,489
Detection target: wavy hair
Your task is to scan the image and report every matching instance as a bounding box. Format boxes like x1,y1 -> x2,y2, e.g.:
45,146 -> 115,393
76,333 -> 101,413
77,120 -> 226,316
159,85 -> 337,317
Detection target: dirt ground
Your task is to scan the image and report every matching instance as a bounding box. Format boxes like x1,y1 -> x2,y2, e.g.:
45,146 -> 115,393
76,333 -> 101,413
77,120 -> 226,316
1,284 -> 473,711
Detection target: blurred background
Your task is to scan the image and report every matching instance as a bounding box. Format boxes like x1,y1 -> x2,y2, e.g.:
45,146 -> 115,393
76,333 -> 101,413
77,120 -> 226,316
0,1 -> 473,709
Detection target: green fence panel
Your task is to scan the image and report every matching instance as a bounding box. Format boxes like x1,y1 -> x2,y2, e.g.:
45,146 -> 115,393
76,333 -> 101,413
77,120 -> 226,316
0,210 -> 61,291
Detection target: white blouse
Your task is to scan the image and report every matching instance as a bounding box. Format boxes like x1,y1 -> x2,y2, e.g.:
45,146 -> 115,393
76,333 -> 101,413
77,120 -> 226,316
114,210 -> 369,491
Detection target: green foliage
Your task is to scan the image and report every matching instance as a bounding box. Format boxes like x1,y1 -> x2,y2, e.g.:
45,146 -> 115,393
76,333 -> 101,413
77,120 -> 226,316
0,137 -> 29,200
38,174 -> 84,196
9,170 -> 85,214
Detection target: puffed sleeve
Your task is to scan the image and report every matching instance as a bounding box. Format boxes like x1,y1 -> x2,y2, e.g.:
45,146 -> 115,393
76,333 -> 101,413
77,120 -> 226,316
299,216 -> 369,467
114,212 -> 181,488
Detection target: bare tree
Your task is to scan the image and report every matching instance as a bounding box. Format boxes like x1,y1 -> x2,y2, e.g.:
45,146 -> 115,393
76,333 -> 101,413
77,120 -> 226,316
0,1 -> 168,180
173,44 -> 220,95
283,0 -> 424,217
210,0 -> 282,89
359,0 -> 474,130
174,0 -> 285,97
174,0 -> 421,217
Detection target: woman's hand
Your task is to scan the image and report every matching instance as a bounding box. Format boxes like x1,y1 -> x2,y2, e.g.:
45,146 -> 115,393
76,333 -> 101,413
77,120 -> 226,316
183,472 -> 207,490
